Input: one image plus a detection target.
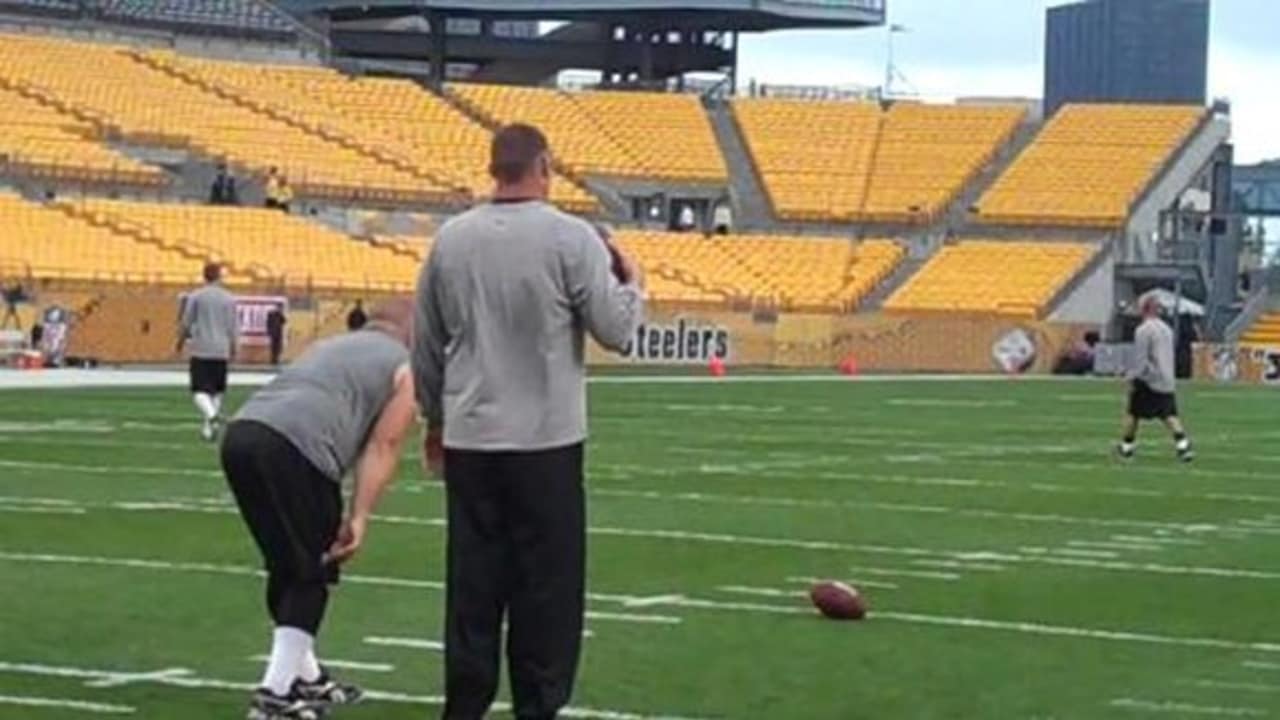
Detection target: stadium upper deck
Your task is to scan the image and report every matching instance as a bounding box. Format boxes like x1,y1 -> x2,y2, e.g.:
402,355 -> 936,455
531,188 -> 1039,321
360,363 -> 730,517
281,0 -> 885,30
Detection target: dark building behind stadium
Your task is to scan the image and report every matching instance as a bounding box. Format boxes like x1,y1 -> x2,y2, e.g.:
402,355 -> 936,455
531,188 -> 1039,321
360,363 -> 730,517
1044,0 -> 1209,117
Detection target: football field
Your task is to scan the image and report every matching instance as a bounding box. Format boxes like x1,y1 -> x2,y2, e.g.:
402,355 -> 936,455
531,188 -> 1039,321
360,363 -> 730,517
1,375 -> 1278,719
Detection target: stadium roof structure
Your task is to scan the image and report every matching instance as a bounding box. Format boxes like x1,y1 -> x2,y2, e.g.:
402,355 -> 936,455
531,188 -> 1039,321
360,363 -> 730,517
281,0 -> 886,31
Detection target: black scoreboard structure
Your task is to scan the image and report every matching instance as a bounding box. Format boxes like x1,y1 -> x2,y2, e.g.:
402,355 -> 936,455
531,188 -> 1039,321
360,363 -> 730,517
280,0 -> 885,87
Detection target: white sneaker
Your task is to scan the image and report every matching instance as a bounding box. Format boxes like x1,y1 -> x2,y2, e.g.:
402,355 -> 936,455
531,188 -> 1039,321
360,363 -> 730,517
200,420 -> 215,442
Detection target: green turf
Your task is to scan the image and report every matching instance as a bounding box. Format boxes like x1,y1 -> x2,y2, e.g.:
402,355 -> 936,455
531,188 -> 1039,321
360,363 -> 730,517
1,377 -> 1279,719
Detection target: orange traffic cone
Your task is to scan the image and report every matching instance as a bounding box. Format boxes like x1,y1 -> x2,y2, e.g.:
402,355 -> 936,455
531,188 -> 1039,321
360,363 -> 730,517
838,355 -> 859,376
708,355 -> 726,378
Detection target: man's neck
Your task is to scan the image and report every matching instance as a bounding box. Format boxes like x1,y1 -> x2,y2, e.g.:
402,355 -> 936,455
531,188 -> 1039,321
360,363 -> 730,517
491,184 -> 544,204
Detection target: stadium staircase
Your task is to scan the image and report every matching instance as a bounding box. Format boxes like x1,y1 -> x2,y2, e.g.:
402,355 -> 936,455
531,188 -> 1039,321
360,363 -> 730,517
706,102 -> 773,230
948,118 -> 1039,231
1044,239 -> 1114,322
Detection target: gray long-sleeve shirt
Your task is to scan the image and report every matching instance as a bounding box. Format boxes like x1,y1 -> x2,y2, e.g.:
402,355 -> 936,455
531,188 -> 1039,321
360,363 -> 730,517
413,200 -> 645,451
1132,316 -> 1176,393
180,283 -> 238,360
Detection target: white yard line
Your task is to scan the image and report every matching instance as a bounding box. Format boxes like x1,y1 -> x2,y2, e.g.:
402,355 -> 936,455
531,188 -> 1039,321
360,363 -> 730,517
0,661 -> 701,720
716,585 -> 807,599
0,694 -> 135,714
585,611 -> 682,625
0,504 -> 86,515
85,668 -> 192,688
1068,540 -> 1164,553
1197,680 -> 1280,694
1047,547 -> 1121,560
249,656 -> 395,673
910,559 -> 1007,572
363,637 -> 444,652
1243,660 -> 1280,671
784,576 -> 901,591
1109,698 -> 1267,717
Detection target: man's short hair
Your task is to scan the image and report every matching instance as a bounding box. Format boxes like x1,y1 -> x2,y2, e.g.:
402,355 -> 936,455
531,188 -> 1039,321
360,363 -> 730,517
489,124 -> 549,185
203,263 -> 222,283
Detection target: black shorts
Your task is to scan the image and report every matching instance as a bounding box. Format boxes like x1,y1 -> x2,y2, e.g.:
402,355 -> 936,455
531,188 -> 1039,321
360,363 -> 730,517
189,358 -> 228,394
220,420 -> 343,585
1129,380 -> 1178,420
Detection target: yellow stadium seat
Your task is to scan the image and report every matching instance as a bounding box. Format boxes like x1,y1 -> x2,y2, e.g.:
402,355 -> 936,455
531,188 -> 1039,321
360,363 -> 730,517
884,240 -> 1097,318
975,104 -> 1204,228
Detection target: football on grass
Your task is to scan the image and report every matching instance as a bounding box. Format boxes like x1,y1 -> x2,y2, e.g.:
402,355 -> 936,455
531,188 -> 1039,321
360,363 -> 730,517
809,581 -> 867,621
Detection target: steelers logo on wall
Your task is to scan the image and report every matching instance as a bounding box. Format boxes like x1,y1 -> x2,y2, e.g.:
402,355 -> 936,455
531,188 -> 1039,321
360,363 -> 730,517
991,328 -> 1038,375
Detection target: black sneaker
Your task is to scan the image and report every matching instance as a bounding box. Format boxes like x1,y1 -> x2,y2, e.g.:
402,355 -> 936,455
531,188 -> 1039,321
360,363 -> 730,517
296,669 -> 364,708
247,687 -> 323,720
1176,442 -> 1195,463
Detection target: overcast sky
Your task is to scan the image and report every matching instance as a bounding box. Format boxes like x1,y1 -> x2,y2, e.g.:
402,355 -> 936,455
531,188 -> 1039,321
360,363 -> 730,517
738,0 -> 1279,163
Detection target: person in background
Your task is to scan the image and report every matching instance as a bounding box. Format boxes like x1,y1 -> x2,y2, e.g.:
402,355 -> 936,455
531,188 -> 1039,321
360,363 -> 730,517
346,300 -> 367,332
265,167 -> 294,213
211,162 -> 240,206
267,306 -> 287,366
1,281 -> 23,330
178,263 -> 239,442
677,203 -> 696,232
414,123 -> 644,720
1117,293 -> 1194,462
712,197 -> 733,236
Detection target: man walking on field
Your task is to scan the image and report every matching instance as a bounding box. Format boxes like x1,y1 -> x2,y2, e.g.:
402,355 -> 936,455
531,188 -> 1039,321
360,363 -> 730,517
414,123 -> 645,720
179,262 -> 238,441
221,298 -> 418,720
1117,291 -> 1194,462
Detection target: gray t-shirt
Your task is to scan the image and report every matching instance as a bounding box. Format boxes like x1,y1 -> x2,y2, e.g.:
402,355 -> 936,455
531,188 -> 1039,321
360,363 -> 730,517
235,329 -> 409,482
413,200 -> 644,451
181,284 -> 238,360
1133,316 -> 1176,393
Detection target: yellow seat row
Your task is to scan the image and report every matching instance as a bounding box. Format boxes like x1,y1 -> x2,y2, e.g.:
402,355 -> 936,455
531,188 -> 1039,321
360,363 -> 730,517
0,192 -> 204,284
0,86 -> 168,187
62,199 -> 422,292
734,98 -> 1025,223
884,240 -> 1096,318
0,33 -> 447,204
450,83 -> 727,185
975,104 -> 1204,228
613,230 -> 904,311
1240,312 -> 1280,347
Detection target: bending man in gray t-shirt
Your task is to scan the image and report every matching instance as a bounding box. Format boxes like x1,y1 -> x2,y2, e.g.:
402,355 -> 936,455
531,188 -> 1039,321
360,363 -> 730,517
1118,292 -> 1194,462
221,298 -> 418,719
413,123 -> 644,720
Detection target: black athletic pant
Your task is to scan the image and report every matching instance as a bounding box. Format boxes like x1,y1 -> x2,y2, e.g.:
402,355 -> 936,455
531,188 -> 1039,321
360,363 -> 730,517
442,443 -> 586,720
221,420 -> 342,635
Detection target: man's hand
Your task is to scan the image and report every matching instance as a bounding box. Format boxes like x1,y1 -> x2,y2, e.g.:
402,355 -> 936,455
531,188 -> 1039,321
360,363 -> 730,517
324,514 -> 368,566
423,427 -> 444,478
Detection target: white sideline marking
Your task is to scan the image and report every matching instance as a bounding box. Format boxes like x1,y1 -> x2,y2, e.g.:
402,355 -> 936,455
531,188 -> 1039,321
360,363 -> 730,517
585,611 -> 682,625
85,668 -> 192,688
1197,680 -> 1280,694
0,694 -> 135,714
0,496 -> 80,506
0,661 -> 702,720
364,637 -> 444,652
249,655 -> 395,673
1068,540 -> 1163,553
1243,660 -> 1280,671
1110,698 -> 1266,716
0,459 -> 219,478
785,576 -> 900,591
841,567 -> 960,581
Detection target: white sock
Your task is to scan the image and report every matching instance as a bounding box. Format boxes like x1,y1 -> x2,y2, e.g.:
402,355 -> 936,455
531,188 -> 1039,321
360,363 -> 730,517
261,626 -> 313,696
211,394 -> 224,418
193,393 -> 216,422
299,650 -> 322,683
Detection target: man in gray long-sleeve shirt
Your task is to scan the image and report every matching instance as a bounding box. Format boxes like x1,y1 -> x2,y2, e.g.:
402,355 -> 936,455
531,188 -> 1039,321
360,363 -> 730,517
1118,292 -> 1194,462
413,124 -> 644,720
179,262 -> 239,442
